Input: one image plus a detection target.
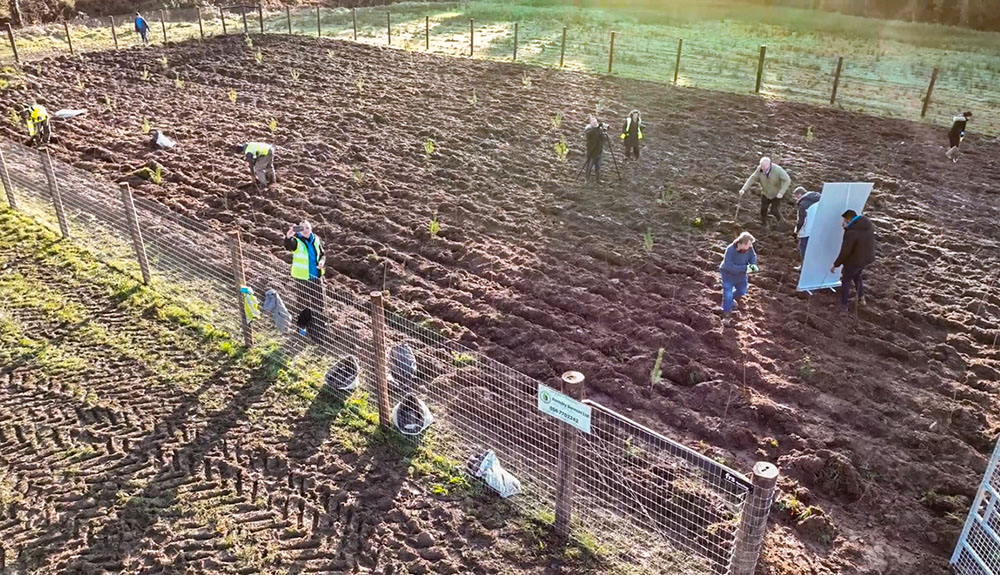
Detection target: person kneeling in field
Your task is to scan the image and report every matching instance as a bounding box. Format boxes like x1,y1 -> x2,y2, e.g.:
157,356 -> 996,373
21,102 -> 51,146
945,111 -> 972,163
237,142 -> 276,189
718,231 -> 758,325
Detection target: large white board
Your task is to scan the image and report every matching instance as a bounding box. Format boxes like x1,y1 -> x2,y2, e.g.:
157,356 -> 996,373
797,182 -> 874,292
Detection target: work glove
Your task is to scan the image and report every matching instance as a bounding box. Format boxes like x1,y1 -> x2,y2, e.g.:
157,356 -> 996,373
747,264 -> 759,273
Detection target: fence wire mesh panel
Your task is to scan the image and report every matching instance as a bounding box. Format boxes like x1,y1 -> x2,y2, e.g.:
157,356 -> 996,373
951,436 -> 1000,575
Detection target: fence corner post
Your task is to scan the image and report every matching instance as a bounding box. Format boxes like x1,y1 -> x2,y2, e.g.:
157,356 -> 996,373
921,66 -> 939,118
242,7 -> 249,35
160,9 -> 167,44
110,16 -> 119,49
369,291 -> 392,430
63,21 -> 74,55
554,370 -> 585,538
608,31 -> 615,74
469,18 -> 474,56
40,149 -> 69,238
316,6 -> 321,38
0,145 -> 16,211
674,38 -> 683,84
732,461 -> 779,575
197,8 -> 204,41
258,3 -> 264,35
229,230 -> 253,347
755,44 -> 767,93
220,6 -> 228,35
286,6 -> 292,35
5,23 -> 18,65
119,183 -> 151,285
513,22 -> 518,62
830,56 -> 843,105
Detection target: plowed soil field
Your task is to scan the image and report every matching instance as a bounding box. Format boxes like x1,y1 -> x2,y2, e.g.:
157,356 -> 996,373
3,33 -> 1000,574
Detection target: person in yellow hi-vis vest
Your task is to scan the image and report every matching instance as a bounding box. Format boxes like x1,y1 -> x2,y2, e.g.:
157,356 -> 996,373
22,103 -> 51,146
283,220 -> 325,331
239,142 -> 276,189
620,109 -> 643,161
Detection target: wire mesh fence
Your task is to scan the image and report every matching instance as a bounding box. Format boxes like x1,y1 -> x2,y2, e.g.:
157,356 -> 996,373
0,2 -> 995,133
0,136 -> 774,574
951,435 -> 1000,575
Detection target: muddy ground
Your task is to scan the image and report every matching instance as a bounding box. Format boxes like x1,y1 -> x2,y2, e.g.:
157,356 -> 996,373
3,33 -> 1000,573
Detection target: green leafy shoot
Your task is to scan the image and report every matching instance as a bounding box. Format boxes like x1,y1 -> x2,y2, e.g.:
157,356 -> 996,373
75,77 -> 85,91
228,88 -> 238,103
141,118 -> 151,135
255,50 -> 263,64
428,212 -> 441,238
551,112 -> 562,129
451,351 -> 476,367
806,125 -> 816,142
642,227 -> 654,253
291,69 -> 300,81
174,75 -> 184,89
657,186 -> 675,205
7,108 -> 21,127
268,118 -> 278,133
650,347 -> 664,388
553,139 -> 568,161
521,71 -> 531,88
351,168 -> 365,184
158,56 -> 168,69
356,74 -> 365,94
469,88 -> 477,106
140,67 -> 150,81
424,139 -> 436,156
244,35 -> 253,49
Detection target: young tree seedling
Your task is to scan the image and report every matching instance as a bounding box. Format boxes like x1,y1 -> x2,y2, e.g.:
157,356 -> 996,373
650,347 -> 664,391
428,212 -> 441,238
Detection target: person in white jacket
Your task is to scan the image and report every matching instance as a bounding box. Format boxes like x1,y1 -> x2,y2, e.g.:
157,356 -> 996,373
793,186 -> 820,271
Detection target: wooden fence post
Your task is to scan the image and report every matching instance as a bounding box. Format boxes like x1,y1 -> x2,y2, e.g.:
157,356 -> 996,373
425,15 -> 429,50
607,31 -> 615,74
369,292 -> 392,430
387,12 -> 391,46
732,462 -> 779,575
160,10 -> 167,44
286,6 -> 292,35
554,371 -> 584,537
119,183 -> 151,285
63,21 -> 73,55
830,56 -> 843,105
258,3 -> 264,34
242,7 -> 249,35
921,67 -> 938,118
229,231 -> 253,347
110,16 -> 119,49
316,6 -> 321,38
755,44 -> 766,93
674,38 -> 683,84
469,18 -> 473,56
221,7 -> 228,35
560,26 -> 566,68
6,24 -> 19,65
40,150 -> 69,238
513,22 -> 518,61
0,145 -> 17,210
197,8 -> 204,40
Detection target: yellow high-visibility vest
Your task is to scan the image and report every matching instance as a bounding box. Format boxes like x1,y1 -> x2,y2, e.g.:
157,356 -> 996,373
291,235 -> 323,280
621,117 -> 643,140
244,142 -> 272,158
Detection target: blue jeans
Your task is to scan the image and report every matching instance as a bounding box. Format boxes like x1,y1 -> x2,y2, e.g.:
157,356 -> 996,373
841,265 -> 865,305
721,275 -> 748,313
798,237 -> 809,259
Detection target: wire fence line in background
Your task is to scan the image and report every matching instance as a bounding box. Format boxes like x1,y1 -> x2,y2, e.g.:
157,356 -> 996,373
0,136 -> 779,574
0,2 -> 995,134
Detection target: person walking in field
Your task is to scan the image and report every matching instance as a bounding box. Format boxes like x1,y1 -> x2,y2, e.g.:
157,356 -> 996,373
620,109 -> 643,161
284,220 -> 326,327
583,116 -> 606,184
831,209 -> 876,313
945,111 -> 972,163
135,11 -> 151,45
792,186 -> 820,271
739,157 -> 791,231
21,102 -> 51,146
718,231 -> 758,325
238,142 -> 276,189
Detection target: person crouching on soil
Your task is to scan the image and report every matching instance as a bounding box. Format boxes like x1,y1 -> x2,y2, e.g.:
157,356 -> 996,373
237,142 -> 276,190
719,231 -> 758,325
945,111 -> 972,163
831,210 -> 876,314
739,156 -> 791,231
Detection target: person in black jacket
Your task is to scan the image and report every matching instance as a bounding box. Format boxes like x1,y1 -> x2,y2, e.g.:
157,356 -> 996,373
831,209 -> 876,312
620,110 -> 643,161
584,116 -> 605,183
945,111 -> 972,163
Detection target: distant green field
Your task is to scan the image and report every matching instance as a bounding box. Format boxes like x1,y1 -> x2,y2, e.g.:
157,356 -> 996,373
2,0 -> 999,133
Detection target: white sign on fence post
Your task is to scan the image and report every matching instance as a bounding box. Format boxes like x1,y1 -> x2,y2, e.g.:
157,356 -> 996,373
538,384 -> 592,434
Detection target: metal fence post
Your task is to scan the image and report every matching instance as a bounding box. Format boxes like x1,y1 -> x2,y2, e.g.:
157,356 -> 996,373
387,12 -> 391,45
160,10 -> 167,44
0,145 -> 17,210
316,6 -> 321,38
554,370 -> 584,537
197,8 -> 204,40
608,31 -> 615,74
755,44 -> 766,93
258,3 -> 264,34
830,56 -> 843,105
425,15 -> 429,50
5,24 -> 19,65
513,22 -> 518,61
220,7 -> 228,35
110,16 -> 119,49
732,462 -> 779,575
40,150 -> 69,238
63,21 -> 73,55
242,8 -> 249,35
119,183 -> 151,285
229,231 -> 253,347
921,67 -> 938,118
560,26 -> 566,68
286,6 -> 292,35
674,38 -> 683,84
369,291 -> 392,429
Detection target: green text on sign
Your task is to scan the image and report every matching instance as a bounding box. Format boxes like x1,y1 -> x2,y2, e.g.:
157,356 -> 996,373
538,384 -> 592,434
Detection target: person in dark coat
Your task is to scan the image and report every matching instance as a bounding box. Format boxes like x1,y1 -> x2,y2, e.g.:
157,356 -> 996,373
945,111 -> 972,163
831,209 -> 876,312
620,109 -> 643,161
584,116 -> 605,183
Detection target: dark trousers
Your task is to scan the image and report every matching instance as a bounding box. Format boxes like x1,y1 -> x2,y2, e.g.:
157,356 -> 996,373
585,155 -> 603,182
624,142 -> 640,159
295,277 -> 326,317
760,196 -> 782,224
840,265 -> 865,305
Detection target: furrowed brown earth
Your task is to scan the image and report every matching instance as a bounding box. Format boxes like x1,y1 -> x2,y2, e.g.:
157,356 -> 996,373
2,33 -> 1000,573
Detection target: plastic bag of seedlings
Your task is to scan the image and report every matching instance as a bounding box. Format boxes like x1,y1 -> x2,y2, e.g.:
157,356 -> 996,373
388,343 -> 417,397
392,393 -> 433,436
150,130 -> 176,149
467,450 -> 521,499
324,356 -> 359,392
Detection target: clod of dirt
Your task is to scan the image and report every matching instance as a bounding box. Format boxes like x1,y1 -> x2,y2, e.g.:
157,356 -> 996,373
796,510 -> 838,546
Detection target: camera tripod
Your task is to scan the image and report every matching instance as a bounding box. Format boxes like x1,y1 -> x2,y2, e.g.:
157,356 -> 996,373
575,127 -> 622,184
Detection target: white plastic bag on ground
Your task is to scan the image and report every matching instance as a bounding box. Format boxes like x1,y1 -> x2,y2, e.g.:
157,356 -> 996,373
472,450 -> 522,499
151,130 -> 176,149
53,109 -> 87,119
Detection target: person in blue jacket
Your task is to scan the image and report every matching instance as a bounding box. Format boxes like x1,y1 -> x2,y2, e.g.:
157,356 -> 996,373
135,11 -> 151,45
719,231 -> 758,323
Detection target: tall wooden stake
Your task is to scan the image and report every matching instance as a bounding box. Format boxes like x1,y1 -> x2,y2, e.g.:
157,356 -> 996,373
110,16 -> 119,49
513,22 -> 518,61
830,56 -> 843,105
560,26 -> 566,68
119,183 -> 151,285
554,371 -> 584,537
608,31 -> 615,74
220,7 -> 228,35
674,38 -> 683,84
229,230 -> 253,347
160,10 -> 167,43
197,8 -> 204,40
63,21 -> 73,55
369,292 -> 392,429
40,150 -> 69,238
921,67 -> 938,118
755,44 -> 767,93
6,24 -> 19,65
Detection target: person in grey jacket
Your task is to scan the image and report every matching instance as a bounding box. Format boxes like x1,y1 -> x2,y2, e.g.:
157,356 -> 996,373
739,157 -> 791,230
